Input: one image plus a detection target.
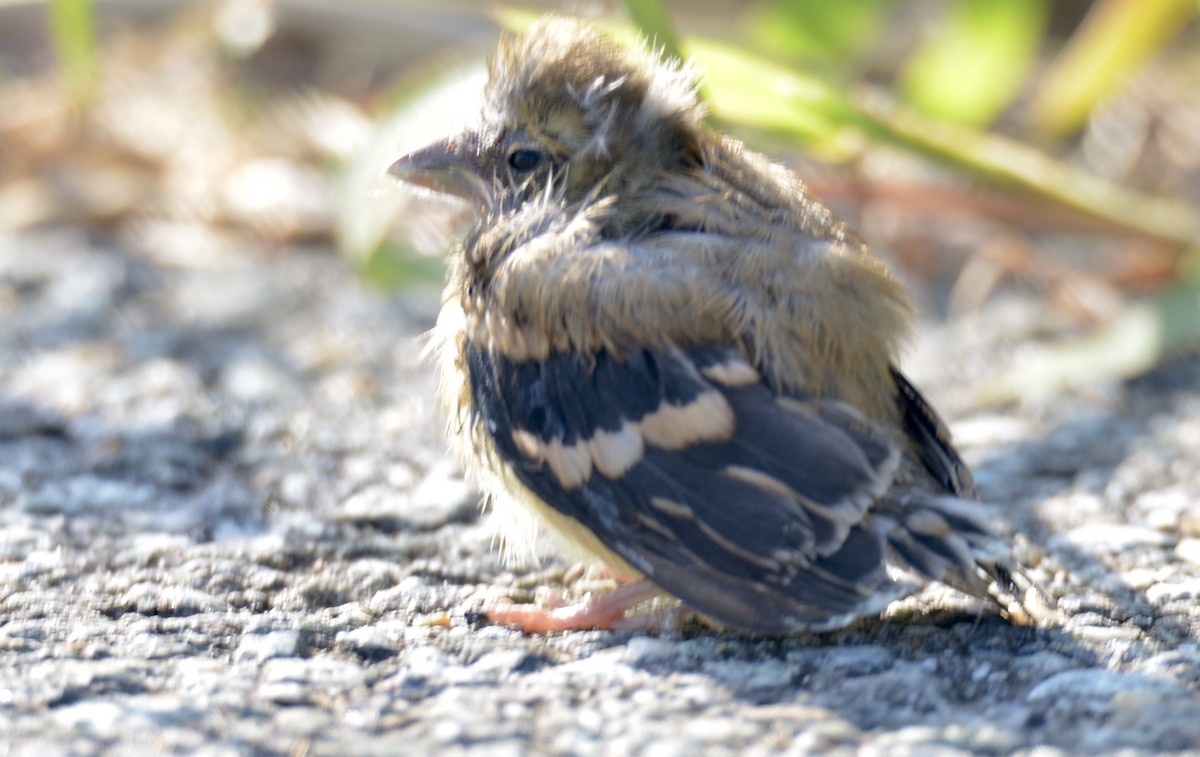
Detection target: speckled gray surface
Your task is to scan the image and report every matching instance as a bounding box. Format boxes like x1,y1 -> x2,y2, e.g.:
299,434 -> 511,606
2,228 -> 1200,756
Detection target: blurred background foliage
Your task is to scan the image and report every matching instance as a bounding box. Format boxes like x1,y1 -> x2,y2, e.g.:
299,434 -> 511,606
2,0 -> 1198,401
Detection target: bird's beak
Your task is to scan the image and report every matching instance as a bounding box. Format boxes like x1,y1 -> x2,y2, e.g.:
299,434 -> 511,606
388,130 -> 493,206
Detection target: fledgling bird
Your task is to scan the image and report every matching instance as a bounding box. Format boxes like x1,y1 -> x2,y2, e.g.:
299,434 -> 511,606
390,17 -> 1048,633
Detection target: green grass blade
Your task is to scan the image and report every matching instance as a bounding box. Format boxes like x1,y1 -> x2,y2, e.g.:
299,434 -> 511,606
49,0 -> 98,102
1031,0 -> 1197,135
902,0 -> 1048,126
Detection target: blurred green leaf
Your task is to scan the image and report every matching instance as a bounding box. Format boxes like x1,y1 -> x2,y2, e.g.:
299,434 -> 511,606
1031,0 -> 1197,135
618,0 -> 683,62
902,0 -> 1048,126
358,240 -> 446,290
49,0 -> 97,102
746,0 -> 890,64
689,37 -> 866,159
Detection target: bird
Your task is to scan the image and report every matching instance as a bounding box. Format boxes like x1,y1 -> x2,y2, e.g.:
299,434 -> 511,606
389,16 -> 1050,634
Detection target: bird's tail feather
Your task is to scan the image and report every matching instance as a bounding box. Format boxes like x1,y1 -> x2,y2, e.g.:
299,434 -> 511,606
878,493 -> 1058,625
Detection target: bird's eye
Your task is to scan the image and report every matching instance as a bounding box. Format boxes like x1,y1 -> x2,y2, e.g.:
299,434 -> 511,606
507,149 -> 543,172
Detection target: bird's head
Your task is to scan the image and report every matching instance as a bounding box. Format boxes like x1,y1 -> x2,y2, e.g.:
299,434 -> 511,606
390,18 -> 704,213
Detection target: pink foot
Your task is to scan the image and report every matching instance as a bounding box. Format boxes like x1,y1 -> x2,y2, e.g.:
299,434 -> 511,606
486,580 -> 665,633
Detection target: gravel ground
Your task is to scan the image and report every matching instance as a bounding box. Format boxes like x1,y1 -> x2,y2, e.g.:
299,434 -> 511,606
2,227 -> 1200,756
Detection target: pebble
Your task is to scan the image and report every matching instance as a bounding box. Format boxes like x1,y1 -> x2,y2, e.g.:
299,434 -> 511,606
1026,669 -> 1186,701
1056,523 -> 1172,551
234,631 -> 302,663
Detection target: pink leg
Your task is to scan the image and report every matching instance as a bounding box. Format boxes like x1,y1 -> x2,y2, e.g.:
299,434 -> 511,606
486,580 -> 665,633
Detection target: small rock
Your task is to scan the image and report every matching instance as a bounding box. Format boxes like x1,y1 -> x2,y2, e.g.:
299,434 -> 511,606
1146,578 -> 1200,604
1027,669 -> 1185,701
1175,538 -> 1200,565
1056,523 -> 1172,552
234,631 -> 301,663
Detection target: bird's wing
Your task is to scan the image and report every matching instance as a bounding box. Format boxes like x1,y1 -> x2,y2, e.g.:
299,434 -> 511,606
467,341 -> 911,632
891,368 -> 976,499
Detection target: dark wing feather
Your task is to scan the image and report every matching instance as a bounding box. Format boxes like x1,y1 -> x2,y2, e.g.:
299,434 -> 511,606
469,342 -> 908,632
891,367 -> 976,498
